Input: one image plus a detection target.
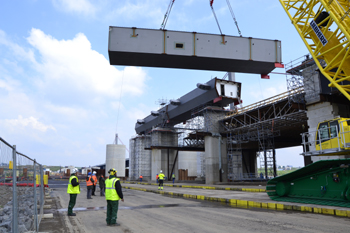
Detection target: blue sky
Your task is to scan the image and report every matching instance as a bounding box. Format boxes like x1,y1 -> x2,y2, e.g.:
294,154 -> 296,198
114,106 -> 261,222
0,0 -> 308,167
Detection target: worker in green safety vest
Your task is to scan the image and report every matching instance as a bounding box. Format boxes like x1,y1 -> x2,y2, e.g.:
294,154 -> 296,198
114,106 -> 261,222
67,169 -> 80,216
172,173 -> 175,184
158,170 -> 165,190
105,168 -> 124,226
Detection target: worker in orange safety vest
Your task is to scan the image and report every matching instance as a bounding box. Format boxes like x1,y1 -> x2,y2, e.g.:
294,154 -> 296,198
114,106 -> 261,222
92,171 -> 98,196
156,174 -> 159,183
139,175 -> 143,182
86,172 -> 94,199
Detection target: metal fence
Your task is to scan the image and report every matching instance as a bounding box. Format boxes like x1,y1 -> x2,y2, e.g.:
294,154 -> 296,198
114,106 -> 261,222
0,137 -> 45,233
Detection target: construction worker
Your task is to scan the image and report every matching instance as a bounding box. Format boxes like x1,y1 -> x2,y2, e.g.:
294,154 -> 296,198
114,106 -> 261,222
172,173 -> 175,184
158,170 -> 165,190
139,175 -> 143,182
92,171 -> 97,196
86,172 -> 94,199
105,168 -> 124,226
67,169 -> 80,216
156,174 -> 159,183
99,174 -> 105,196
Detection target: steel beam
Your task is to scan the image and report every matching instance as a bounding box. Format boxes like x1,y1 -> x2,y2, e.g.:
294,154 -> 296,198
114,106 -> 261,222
108,26 -> 282,74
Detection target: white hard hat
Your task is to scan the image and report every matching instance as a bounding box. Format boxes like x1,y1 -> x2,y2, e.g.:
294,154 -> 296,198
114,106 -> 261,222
160,170 -> 162,173
93,171 -> 96,174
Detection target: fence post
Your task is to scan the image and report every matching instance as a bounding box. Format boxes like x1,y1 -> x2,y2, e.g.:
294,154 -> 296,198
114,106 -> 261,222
12,145 -> 18,233
40,164 -> 44,218
33,159 -> 38,232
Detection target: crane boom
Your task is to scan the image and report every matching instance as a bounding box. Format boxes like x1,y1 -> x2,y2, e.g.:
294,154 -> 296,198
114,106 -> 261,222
280,0 -> 350,100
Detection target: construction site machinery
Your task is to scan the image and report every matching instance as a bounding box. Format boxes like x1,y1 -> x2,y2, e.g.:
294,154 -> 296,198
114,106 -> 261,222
267,159 -> 350,207
280,0 -> 350,101
268,1 -> 350,205
302,117 -> 350,156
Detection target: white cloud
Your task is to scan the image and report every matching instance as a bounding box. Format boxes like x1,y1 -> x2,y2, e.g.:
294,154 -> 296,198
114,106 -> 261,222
105,0 -> 164,25
44,103 -> 89,121
4,115 -> 56,132
52,0 -> 96,15
0,29 -> 36,64
26,28 -> 147,99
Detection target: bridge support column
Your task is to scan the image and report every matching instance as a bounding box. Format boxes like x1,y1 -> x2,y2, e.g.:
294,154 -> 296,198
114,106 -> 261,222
203,108 -> 228,184
303,64 -> 350,163
150,128 -> 178,181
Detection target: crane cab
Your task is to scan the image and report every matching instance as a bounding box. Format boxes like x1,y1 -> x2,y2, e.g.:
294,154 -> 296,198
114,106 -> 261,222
315,117 -> 350,153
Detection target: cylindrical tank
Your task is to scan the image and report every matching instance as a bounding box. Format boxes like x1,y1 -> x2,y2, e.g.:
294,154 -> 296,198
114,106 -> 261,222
178,151 -> 197,177
106,144 -> 126,177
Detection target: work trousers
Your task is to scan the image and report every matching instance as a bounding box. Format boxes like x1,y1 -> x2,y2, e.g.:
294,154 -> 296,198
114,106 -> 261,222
68,194 -> 77,214
92,185 -> 96,195
159,179 -> 163,187
172,178 -> 175,184
106,200 -> 119,225
87,187 -> 92,198
100,187 -> 105,196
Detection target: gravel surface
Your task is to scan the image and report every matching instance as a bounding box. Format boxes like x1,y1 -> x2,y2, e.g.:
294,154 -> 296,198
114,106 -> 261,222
0,186 -> 12,208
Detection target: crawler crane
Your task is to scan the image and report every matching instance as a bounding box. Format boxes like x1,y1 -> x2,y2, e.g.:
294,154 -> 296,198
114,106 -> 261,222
267,1 -> 350,207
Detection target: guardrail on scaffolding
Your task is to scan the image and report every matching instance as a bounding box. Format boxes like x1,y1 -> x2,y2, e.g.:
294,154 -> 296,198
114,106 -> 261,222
0,137 -> 45,233
225,87 -> 304,118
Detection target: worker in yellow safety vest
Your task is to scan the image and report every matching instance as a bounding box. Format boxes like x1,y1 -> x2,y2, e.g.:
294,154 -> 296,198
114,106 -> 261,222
158,170 -> 165,190
67,169 -> 80,216
105,168 -> 124,226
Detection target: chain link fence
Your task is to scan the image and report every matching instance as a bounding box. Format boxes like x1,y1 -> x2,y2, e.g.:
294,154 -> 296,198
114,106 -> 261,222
0,137 -> 45,233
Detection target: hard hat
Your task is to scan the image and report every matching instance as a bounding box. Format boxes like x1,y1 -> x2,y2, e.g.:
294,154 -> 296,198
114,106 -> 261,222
88,172 -> 91,175
108,168 -> 117,175
93,171 -> 96,174
160,170 -> 162,173
71,169 -> 77,174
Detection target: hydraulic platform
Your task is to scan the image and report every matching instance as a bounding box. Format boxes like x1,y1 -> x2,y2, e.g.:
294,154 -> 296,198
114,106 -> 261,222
108,26 -> 282,74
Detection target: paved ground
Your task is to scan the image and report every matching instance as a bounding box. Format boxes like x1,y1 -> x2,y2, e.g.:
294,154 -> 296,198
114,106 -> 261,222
39,180 -> 350,233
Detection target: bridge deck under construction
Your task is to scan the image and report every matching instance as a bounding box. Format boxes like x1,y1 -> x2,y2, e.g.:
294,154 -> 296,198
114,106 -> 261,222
221,88 -> 307,150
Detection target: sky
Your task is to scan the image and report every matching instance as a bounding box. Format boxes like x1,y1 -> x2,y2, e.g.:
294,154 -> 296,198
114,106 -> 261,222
0,0 -> 309,167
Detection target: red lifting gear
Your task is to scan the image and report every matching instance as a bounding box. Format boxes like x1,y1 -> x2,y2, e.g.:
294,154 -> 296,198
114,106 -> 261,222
210,0 -> 214,7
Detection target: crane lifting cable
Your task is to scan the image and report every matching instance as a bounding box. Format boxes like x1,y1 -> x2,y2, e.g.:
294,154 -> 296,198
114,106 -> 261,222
226,0 -> 242,37
160,0 -> 175,30
210,0 -> 223,35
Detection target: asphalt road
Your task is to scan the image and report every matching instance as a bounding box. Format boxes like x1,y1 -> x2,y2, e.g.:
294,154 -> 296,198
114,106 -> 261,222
40,179 -> 350,233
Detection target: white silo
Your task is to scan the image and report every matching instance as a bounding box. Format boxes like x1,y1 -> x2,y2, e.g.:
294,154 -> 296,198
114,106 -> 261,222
106,144 -> 126,177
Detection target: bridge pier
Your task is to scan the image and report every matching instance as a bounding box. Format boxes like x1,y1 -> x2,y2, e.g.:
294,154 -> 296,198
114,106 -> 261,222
203,108 -> 228,184
303,64 -> 350,163
150,128 -> 178,181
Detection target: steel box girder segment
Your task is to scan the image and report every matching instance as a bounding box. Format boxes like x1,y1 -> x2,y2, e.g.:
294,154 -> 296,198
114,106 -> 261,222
108,26 -> 282,74
135,78 -> 241,134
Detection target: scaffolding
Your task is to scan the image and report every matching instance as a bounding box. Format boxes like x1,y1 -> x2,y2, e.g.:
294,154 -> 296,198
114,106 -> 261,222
222,87 -> 307,180
129,135 -> 152,181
